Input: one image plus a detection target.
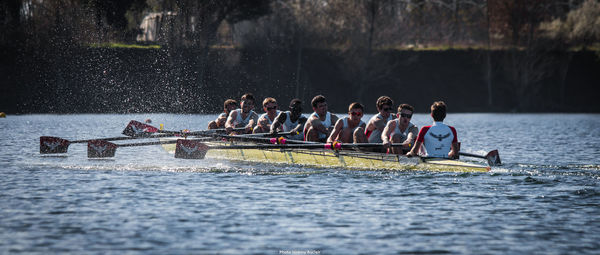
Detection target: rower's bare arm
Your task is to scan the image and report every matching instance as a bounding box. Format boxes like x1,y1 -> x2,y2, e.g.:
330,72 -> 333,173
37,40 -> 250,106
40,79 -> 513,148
406,141 -> 422,157
310,117 -> 328,134
374,117 -> 387,132
292,116 -> 308,134
366,119 -> 376,132
246,113 -> 258,132
403,126 -> 419,148
270,112 -> 286,133
381,121 -> 394,147
225,111 -> 238,131
327,119 -> 343,143
449,142 -> 459,159
216,115 -> 227,126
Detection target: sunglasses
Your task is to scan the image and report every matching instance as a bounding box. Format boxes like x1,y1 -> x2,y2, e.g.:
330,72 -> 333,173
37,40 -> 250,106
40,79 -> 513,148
350,112 -> 363,116
266,106 -> 278,110
400,113 -> 412,118
382,107 -> 393,112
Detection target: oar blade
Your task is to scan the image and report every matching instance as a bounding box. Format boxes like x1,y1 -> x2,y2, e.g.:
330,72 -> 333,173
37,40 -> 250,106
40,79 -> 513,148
122,120 -> 159,137
485,150 -> 501,166
174,139 -> 209,159
40,136 -> 71,154
87,140 -> 118,158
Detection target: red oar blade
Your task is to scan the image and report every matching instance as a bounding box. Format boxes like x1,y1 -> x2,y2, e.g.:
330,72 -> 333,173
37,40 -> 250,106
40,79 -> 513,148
87,140 -> 118,158
485,150 -> 501,166
122,120 -> 159,137
175,139 -> 209,159
40,136 -> 71,154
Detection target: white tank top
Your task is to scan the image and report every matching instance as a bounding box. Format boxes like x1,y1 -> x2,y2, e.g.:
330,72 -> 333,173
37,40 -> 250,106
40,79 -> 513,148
259,110 -> 280,125
392,119 -> 415,142
232,109 -> 255,127
282,111 -> 305,140
341,117 -> 365,131
367,113 -> 394,143
309,112 -> 332,139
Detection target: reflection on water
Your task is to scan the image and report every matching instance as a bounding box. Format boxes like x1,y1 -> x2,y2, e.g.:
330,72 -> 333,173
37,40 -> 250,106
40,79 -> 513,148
1,114 -> 599,254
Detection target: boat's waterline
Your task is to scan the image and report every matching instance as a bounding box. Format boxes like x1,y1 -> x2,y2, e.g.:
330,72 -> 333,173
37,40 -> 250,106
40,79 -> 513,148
160,139 -> 490,173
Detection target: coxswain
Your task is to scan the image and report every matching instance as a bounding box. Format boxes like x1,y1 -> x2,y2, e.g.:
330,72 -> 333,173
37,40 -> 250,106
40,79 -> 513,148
407,101 -> 458,159
253,97 -> 280,133
327,102 -> 367,144
365,96 -> 396,144
304,95 -> 339,142
225,93 -> 258,134
270,98 -> 307,141
208,99 -> 238,130
382,103 -> 418,154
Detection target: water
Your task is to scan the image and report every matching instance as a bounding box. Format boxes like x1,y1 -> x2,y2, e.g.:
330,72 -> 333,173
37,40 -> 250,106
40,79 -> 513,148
1,113 -> 599,254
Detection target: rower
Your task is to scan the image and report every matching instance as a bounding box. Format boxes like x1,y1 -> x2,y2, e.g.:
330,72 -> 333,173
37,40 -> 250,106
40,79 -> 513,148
253,97 -> 280,134
304,95 -> 339,142
407,101 -> 459,159
208,99 -> 238,130
382,104 -> 418,154
225,93 -> 259,134
327,102 -> 367,144
365,96 -> 396,145
270,98 -> 307,140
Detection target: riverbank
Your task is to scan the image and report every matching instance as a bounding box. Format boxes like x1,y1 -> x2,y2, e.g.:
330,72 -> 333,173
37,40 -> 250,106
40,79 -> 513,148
1,46 -> 598,113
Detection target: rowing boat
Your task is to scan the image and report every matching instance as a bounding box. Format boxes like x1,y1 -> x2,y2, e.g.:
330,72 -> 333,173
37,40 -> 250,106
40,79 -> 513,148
160,139 -> 491,173
39,120 -> 496,173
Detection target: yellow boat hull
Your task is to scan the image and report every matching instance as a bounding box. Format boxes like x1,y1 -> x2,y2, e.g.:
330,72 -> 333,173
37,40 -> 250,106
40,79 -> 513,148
161,140 -> 490,173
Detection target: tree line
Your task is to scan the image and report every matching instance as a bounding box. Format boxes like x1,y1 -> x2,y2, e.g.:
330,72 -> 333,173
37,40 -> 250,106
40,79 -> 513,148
3,0 -> 598,49
1,0 -> 599,113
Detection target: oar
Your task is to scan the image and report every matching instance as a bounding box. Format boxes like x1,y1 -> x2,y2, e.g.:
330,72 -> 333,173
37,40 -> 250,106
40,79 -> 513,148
122,120 -> 309,145
121,120 -> 245,137
41,120 -> 229,154
459,150 -> 501,166
86,138 -> 216,158
239,131 -> 299,137
40,133 -> 180,154
87,139 -> 406,159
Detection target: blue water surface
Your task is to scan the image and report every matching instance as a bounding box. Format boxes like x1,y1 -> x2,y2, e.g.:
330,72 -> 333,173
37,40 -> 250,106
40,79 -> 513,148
0,113 -> 599,254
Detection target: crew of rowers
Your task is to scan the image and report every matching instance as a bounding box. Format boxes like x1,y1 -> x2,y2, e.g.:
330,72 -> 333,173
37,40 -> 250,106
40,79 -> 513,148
208,93 -> 459,159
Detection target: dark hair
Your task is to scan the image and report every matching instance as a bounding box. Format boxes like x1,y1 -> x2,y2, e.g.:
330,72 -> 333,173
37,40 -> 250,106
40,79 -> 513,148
376,96 -> 393,110
398,103 -> 414,113
430,101 -> 446,121
311,95 -> 326,108
348,102 -> 364,112
289,98 -> 302,108
223,99 -> 237,112
241,93 -> 255,103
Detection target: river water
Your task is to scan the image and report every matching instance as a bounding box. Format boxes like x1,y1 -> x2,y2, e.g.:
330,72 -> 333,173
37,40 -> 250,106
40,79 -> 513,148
1,113 -> 599,254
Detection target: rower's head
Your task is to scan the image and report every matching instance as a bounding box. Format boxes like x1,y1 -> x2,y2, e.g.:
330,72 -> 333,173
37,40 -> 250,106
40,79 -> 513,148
311,95 -> 328,115
348,102 -> 364,120
262,97 -> 278,114
223,99 -> 238,113
430,101 -> 446,121
376,96 -> 394,117
397,103 -> 414,127
240,93 -> 255,113
289,98 -> 303,114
